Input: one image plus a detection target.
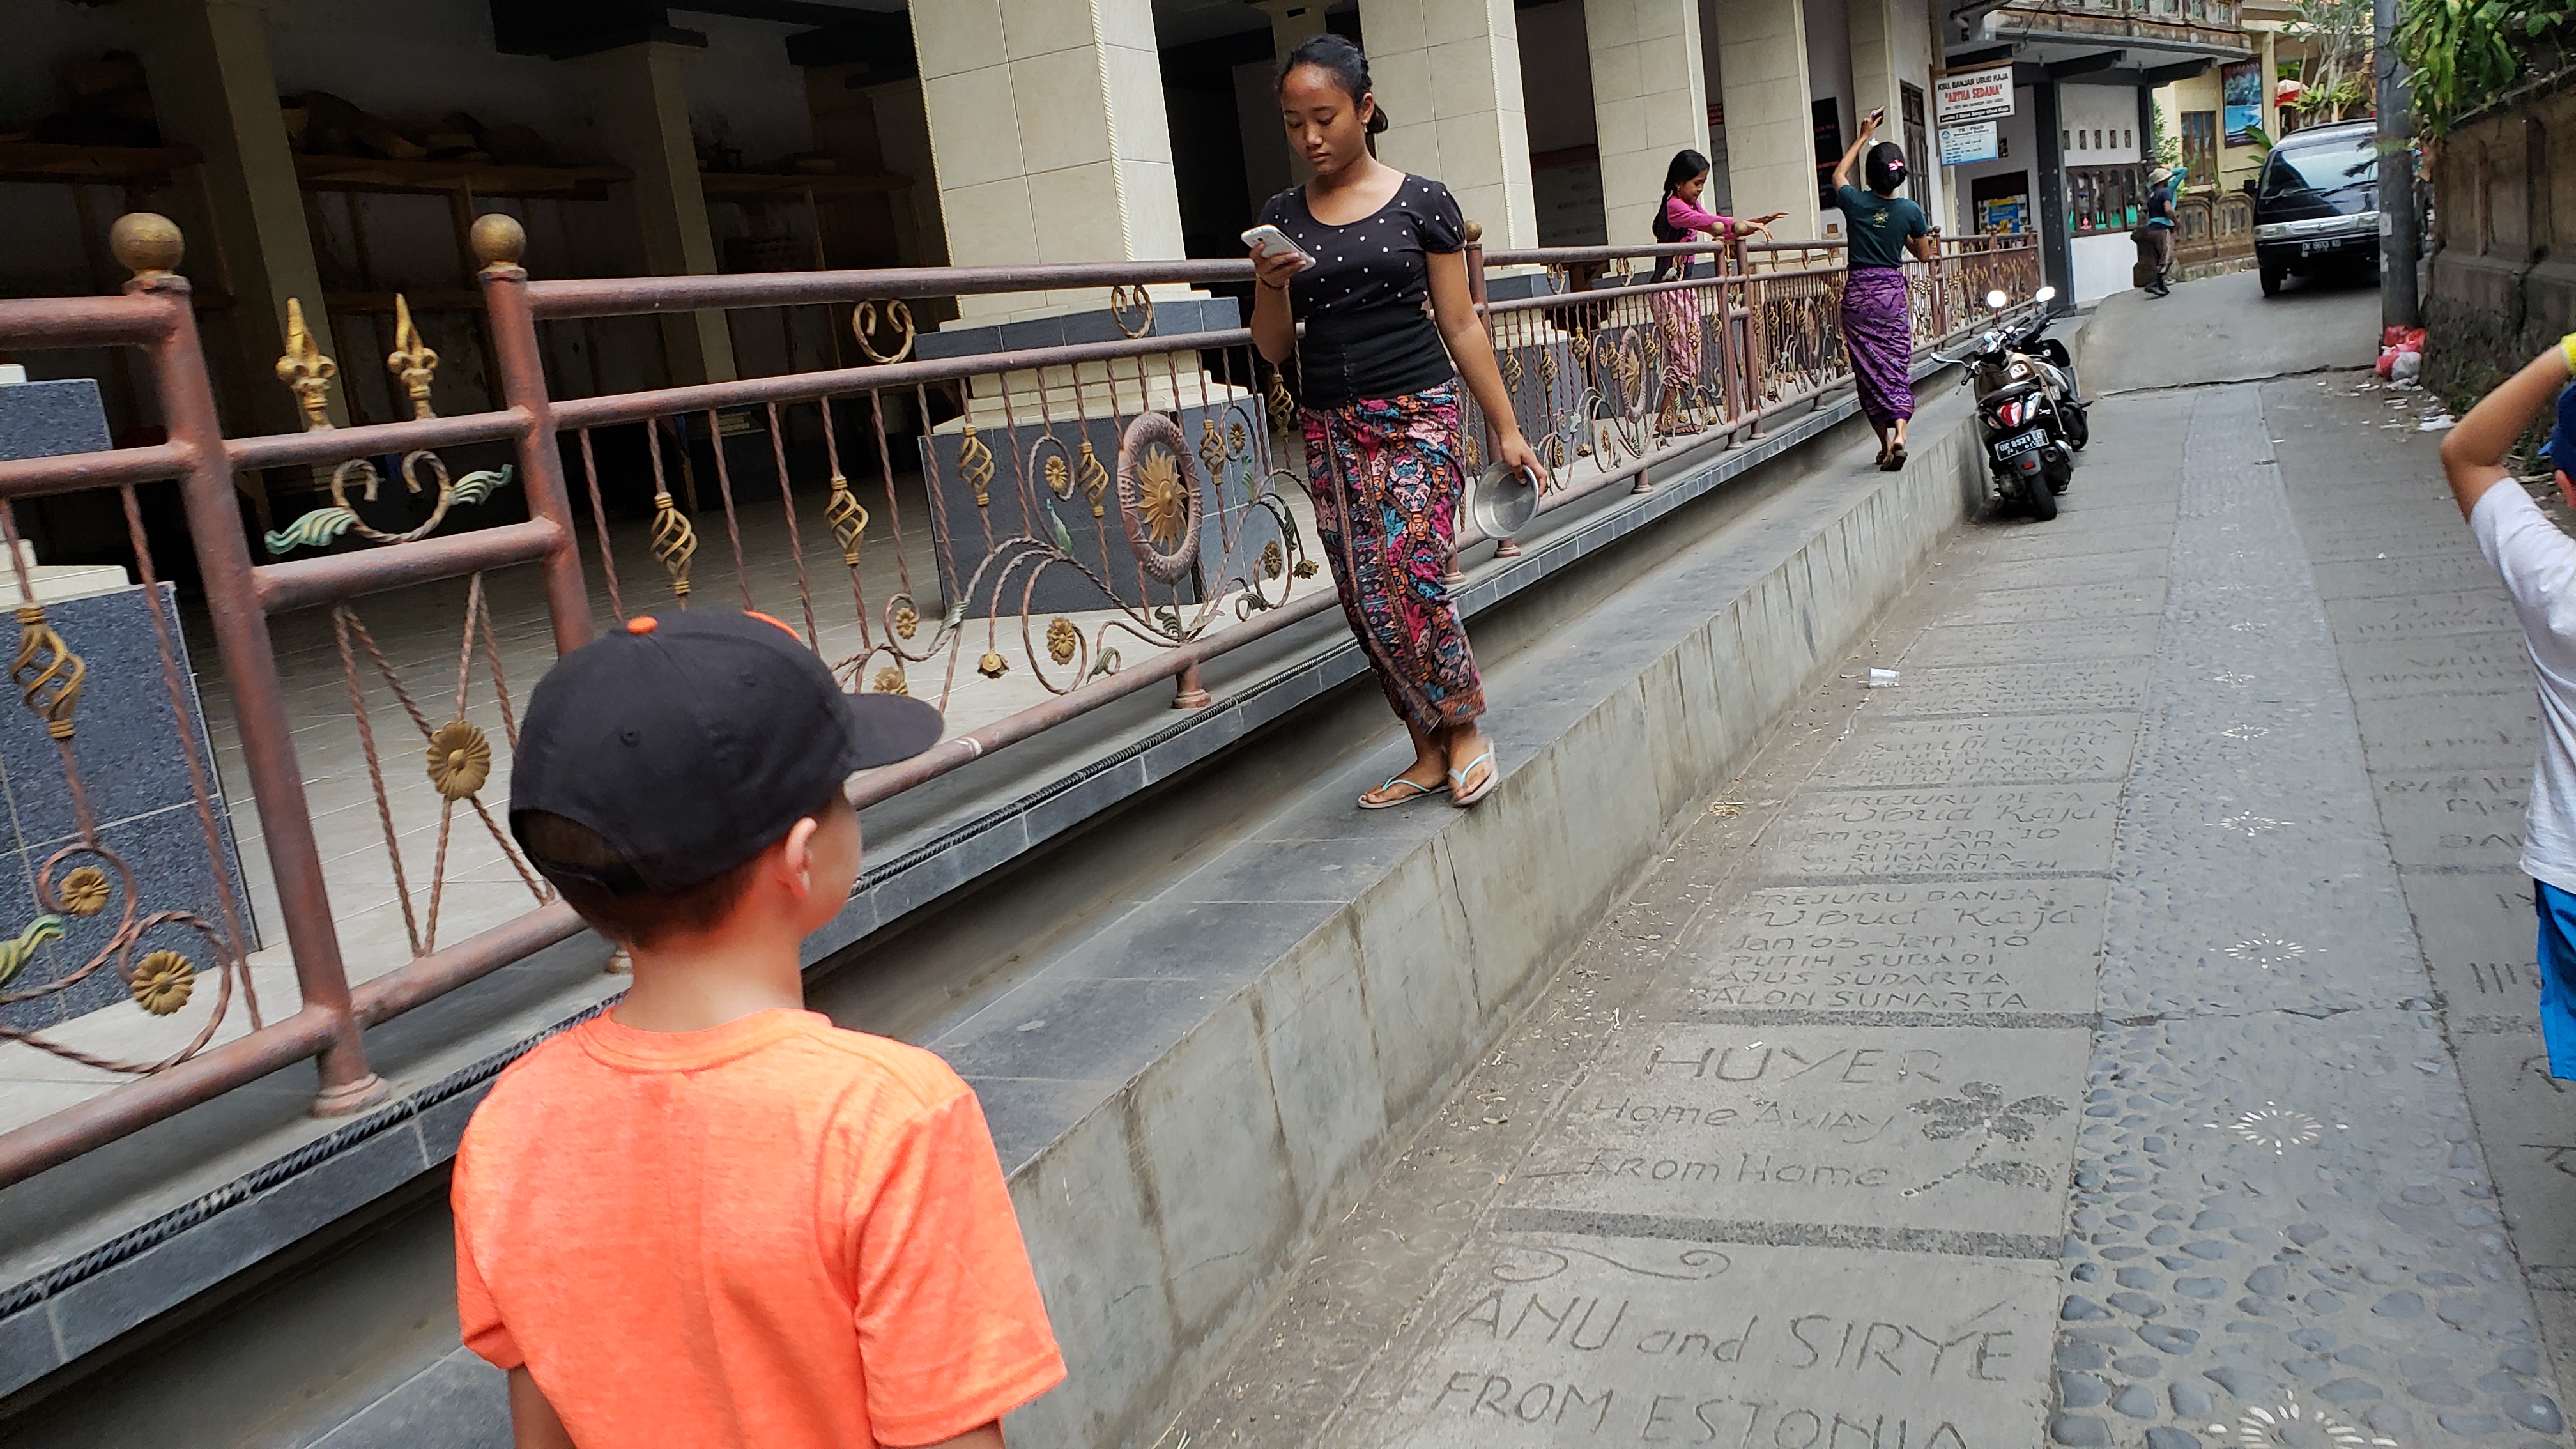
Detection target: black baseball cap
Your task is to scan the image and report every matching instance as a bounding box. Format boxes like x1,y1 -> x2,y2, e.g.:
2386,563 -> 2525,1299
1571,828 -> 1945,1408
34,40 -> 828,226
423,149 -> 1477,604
509,610 -> 942,894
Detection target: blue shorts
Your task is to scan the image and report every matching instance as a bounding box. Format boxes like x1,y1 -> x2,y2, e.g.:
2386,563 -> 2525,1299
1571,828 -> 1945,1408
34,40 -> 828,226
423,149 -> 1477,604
2532,880 -> 2576,1078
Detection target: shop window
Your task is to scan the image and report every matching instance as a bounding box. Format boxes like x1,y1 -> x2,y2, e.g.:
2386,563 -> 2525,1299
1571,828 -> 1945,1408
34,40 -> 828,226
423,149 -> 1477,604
2068,162 -> 2147,234
1901,84 -> 1929,206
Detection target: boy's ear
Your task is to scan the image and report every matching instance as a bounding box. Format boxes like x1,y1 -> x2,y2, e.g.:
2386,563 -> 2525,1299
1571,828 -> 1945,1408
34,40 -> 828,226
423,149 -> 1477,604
2558,470 -> 2576,512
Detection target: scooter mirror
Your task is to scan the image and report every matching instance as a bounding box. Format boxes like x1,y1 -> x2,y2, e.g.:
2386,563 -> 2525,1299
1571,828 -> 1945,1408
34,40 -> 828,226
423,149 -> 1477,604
1985,289 -> 2009,309
2033,286 -> 2058,303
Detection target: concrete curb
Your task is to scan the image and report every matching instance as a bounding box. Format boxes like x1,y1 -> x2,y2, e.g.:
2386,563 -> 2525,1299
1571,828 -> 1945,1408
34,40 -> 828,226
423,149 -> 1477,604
1000,416 -> 1988,1448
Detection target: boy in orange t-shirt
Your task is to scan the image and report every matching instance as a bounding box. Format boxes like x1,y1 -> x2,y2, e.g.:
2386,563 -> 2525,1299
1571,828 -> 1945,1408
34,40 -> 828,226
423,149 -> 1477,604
453,610 -> 1065,1448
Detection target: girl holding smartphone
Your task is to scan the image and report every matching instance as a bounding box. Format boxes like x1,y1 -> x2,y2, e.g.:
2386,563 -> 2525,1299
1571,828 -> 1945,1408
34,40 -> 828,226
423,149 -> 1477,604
1245,34 -> 1540,810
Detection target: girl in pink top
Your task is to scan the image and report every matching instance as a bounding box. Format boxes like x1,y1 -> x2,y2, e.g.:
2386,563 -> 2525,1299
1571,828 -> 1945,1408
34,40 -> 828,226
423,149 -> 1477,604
1648,150 -> 1783,429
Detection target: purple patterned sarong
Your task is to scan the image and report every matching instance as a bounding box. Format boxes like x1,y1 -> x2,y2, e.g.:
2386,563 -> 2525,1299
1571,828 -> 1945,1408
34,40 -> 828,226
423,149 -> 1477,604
1841,266 -> 1914,427
1300,383 -> 1486,732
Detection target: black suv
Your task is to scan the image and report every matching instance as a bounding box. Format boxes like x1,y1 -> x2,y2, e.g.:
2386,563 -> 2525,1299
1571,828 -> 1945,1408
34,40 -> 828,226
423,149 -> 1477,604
2248,119 -> 2379,296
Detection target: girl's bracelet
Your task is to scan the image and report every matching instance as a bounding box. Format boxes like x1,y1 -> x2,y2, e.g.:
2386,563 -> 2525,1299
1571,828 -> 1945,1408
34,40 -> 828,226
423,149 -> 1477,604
2561,332 -> 2576,375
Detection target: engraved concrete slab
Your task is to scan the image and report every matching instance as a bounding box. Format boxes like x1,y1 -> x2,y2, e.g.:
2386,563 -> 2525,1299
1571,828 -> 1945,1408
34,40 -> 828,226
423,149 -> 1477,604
2310,555 -> 2509,602
1503,1023 -> 2088,1243
1905,617 -> 2159,668
1818,714 -> 2140,787
1945,580 -> 2168,627
1976,549 -> 2170,592
2372,769 -> 2534,871
1882,659 -> 2152,717
1333,1236 -> 2058,1449
2323,588 -> 2520,644
2338,636 -> 2532,702
1752,783 -> 2123,880
2352,693 -> 2540,771
2401,870 -> 2538,1021
1682,878 -> 2108,1018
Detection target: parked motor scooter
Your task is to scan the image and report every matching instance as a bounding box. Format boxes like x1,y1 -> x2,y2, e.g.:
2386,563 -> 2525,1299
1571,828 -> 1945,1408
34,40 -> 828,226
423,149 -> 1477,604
1934,286 -> 2083,520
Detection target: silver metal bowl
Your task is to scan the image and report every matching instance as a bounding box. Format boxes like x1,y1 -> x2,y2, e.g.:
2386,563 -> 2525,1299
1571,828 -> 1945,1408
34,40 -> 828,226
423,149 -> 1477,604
1466,462 -> 1540,540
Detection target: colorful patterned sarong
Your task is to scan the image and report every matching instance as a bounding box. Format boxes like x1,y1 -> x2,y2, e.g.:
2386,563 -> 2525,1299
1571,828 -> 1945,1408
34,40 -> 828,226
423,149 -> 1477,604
1841,266 -> 1915,427
1300,383 -> 1486,732
1653,284 -> 1705,389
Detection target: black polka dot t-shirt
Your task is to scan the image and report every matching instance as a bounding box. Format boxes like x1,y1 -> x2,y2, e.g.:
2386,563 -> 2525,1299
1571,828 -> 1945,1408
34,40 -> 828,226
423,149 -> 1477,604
1256,174 -> 1466,410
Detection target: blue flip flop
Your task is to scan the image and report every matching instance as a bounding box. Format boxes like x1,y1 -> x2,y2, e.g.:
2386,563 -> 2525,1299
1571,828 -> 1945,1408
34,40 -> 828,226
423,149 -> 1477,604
1360,774 -> 1448,810
1448,750 -> 1499,807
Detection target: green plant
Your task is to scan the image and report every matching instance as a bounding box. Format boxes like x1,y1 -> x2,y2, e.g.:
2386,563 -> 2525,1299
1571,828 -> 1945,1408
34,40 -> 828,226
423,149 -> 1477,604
2398,0 -> 2576,133
2148,103 -> 2182,172
2285,0 -> 2375,121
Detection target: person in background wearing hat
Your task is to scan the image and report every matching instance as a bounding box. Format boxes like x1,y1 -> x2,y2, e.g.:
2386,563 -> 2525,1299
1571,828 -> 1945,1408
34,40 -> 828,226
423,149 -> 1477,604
2142,167 -> 2177,298
452,610 -> 1066,1449
2441,339 -> 2576,1082
1830,109 -> 1939,471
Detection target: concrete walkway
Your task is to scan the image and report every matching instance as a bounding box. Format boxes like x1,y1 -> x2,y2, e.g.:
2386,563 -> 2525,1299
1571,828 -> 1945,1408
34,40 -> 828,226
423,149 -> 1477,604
1157,272 -> 2576,1448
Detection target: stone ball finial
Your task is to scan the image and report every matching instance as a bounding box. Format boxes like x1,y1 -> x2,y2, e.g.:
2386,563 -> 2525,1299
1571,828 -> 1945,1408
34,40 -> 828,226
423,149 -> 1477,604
1463,220 -> 1483,246
470,213 -> 527,269
111,213 -> 183,279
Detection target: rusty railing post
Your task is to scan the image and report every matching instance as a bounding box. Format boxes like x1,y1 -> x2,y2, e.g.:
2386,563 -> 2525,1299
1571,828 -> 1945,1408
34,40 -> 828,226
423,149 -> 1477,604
1461,220 -> 1501,567
114,213 -> 385,1118
473,215 -> 595,656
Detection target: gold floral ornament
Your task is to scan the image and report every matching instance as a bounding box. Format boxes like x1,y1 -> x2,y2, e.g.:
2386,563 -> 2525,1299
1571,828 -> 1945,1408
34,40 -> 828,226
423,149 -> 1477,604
425,719 -> 492,799
1262,541 -> 1284,579
871,666 -> 908,696
958,423 -> 995,509
1043,454 -> 1071,498
385,293 -> 439,420
650,489 -> 697,601
823,473 -> 868,566
131,949 -> 194,1016
977,650 -> 1009,678
893,603 -> 919,640
57,866 -> 109,917
1294,558 -> 1318,579
276,296 -> 337,431
1114,415 -> 1204,586
13,606 -> 84,741
1046,617 -> 1078,666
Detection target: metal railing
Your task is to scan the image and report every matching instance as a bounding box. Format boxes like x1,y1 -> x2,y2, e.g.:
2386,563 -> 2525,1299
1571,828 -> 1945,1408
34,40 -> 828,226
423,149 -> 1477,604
0,212 -> 2035,1188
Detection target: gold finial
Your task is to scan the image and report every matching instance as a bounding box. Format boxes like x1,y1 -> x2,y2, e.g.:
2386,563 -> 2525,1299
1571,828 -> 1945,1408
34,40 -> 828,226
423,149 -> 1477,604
110,213 -> 183,280
385,295 -> 439,420
275,298 -> 337,432
1463,220 -> 1484,247
470,213 -> 527,270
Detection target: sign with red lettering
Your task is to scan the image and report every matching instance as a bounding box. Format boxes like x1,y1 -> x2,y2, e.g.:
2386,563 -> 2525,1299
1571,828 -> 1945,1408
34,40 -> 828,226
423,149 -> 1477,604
1935,65 -> 2015,125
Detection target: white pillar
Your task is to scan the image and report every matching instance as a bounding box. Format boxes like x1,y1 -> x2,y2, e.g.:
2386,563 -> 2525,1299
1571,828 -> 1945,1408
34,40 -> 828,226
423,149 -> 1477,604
1358,0 -> 1542,247
1711,0 -> 1821,240
910,0 -> 1188,323
1588,0 -> 1713,247
578,42 -> 737,385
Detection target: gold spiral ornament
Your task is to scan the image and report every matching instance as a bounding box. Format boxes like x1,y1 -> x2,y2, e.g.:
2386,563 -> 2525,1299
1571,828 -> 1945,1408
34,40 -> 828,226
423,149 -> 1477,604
852,298 -> 915,364
1199,416 -> 1228,478
13,606 -> 84,741
648,490 -> 697,601
1266,365 -> 1296,431
1108,284 -> 1154,338
958,423 -> 995,509
823,473 -> 868,565
1076,439 -> 1111,519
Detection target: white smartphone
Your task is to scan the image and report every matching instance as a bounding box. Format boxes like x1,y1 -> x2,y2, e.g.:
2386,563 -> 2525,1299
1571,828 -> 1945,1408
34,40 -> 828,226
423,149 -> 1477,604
1241,224 -> 1315,270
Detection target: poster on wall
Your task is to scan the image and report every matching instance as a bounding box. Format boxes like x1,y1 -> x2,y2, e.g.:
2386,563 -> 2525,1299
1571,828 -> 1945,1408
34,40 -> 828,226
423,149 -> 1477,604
2223,60 -> 2262,145
1936,66 -> 2015,125
1939,122 -> 1999,166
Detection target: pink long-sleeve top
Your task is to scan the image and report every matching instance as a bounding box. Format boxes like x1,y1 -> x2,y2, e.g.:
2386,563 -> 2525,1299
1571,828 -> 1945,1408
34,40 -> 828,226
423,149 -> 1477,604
1662,195 -> 1737,237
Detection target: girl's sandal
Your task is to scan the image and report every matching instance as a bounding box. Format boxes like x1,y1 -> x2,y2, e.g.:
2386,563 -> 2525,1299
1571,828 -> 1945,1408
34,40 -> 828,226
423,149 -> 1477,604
1448,751 -> 1499,808
1360,774 -> 1449,810
1882,442 -> 1907,472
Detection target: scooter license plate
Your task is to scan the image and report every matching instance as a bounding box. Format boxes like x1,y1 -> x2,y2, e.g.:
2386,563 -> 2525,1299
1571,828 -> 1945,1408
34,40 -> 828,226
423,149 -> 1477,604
1995,429 -> 2048,460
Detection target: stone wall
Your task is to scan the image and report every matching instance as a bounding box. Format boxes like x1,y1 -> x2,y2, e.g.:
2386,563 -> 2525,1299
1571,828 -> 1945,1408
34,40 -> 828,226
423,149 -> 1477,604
2424,72 -> 2576,402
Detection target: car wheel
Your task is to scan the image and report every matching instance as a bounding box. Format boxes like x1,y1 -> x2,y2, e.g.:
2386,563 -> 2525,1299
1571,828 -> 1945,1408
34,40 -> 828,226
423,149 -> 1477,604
2259,266 -> 2283,296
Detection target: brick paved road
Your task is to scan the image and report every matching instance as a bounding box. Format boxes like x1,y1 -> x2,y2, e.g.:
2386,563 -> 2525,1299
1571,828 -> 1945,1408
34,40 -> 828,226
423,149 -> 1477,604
1156,273 -> 2573,1449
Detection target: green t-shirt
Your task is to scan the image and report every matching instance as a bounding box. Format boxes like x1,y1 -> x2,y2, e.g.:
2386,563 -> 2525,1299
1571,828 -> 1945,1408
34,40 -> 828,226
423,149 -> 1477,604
1836,184 -> 1928,270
